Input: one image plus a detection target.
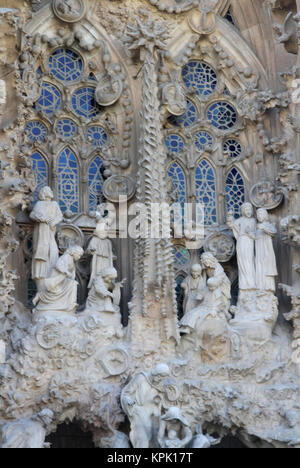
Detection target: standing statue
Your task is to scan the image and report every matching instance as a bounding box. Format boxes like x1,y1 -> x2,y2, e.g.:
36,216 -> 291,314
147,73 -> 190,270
30,187 -> 63,290
227,203 -> 256,291
33,245 -> 84,315
0,409 -> 53,449
181,264 -> 207,315
87,220 -> 114,289
255,208 -> 278,293
121,363 -> 171,448
158,407 -> 192,449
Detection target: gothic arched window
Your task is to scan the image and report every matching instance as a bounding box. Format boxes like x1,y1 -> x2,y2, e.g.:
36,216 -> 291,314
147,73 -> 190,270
58,147 -> 79,214
88,156 -> 105,211
195,159 -> 217,225
226,168 -> 245,218
167,162 -> 186,205
30,151 -> 48,202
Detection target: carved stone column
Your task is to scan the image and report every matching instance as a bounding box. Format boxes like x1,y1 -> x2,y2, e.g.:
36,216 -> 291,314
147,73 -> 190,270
124,15 -> 180,364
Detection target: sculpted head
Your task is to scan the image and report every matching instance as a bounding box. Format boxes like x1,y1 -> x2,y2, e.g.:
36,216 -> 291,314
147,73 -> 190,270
96,222 -> 108,240
151,363 -> 171,385
67,245 -> 84,261
241,203 -> 254,218
257,208 -> 269,223
201,252 -> 218,269
101,267 -> 118,282
191,264 -> 202,279
38,186 -> 54,201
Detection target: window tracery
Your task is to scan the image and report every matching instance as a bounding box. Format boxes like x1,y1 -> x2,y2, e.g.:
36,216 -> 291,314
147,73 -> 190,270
71,87 -> 101,119
35,82 -> 62,115
206,101 -> 238,131
26,121 -> 48,143
168,99 -> 197,128
48,48 -> 83,83
58,147 -> 79,215
30,151 -> 48,201
195,159 -> 217,225
165,134 -> 184,154
167,162 -> 186,205
194,131 -> 214,151
223,139 -> 242,158
225,168 -> 245,218
182,61 -> 218,98
56,119 -> 78,140
88,156 -> 105,211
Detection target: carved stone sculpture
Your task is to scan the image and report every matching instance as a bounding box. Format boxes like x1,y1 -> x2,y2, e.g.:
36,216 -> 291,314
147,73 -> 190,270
158,407 -> 192,448
255,208 -> 278,293
95,70 -> 123,107
227,203 -> 257,291
180,253 -> 231,334
0,409 -> 53,449
52,0 -> 86,23
85,267 -> 124,337
121,364 -> 171,448
87,221 -> 114,290
33,245 -> 84,315
191,423 -> 220,448
30,187 -> 63,290
250,181 -> 284,210
181,264 -> 206,315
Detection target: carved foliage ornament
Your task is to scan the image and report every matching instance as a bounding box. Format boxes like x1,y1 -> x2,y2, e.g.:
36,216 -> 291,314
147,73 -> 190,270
250,181 -> 284,210
103,175 -> 136,203
52,0 -> 86,23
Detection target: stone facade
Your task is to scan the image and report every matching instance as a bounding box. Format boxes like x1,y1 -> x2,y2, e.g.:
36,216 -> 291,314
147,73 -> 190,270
0,0 -> 300,448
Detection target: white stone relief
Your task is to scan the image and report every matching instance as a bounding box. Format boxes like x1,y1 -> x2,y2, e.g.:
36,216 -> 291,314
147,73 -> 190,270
30,187 -> 63,291
33,245 -> 84,315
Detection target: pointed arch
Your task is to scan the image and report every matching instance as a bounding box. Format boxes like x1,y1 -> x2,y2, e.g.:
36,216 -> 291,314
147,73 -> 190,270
195,159 -> 217,226
167,161 -> 187,205
88,155 -> 105,211
30,151 -> 48,202
57,147 -> 79,214
225,167 -> 245,218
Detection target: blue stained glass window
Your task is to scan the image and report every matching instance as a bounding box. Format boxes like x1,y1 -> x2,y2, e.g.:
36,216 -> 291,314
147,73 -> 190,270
26,121 -> 48,143
87,126 -> 108,148
194,131 -> 214,151
207,101 -> 237,131
225,8 -> 236,26
195,159 -> 217,225
88,156 -> 105,211
58,147 -> 79,214
165,134 -> 184,154
182,61 -> 218,98
168,100 -> 197,128
72,87 -> 100,119
31,152 -> 48,202
35,82 -> 61,115
226,168 -> 245,218
56,119 -> 77,140
167,162 -> 186,205
173,245 -> 190,269
48,48 -> 83,83
223,139 -> 242,158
